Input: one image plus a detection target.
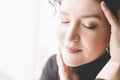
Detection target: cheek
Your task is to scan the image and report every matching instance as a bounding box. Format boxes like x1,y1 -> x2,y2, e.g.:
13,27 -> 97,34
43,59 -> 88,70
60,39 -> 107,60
81,27 -> 110,51
57,26 -> 65,43
99,24 -> 111,46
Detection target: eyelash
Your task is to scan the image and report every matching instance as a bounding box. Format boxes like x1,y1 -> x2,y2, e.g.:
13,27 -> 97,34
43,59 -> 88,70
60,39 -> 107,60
61,21 -> 70,24
59,16 -> 70,24
59,18 -> 70,24
81,24 -> 97,30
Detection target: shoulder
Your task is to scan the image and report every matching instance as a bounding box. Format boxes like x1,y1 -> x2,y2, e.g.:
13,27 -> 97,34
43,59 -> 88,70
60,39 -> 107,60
43,54 -> 58,72
40,54 -> 59,80
46,54 -> 57,68
48,54 -> 57,62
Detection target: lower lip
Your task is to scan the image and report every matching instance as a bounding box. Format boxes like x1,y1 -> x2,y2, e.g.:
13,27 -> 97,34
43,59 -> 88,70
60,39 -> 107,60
65,47 -> 82,54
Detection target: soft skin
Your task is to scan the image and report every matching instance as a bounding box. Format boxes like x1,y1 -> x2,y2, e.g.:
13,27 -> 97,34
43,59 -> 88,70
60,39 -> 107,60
57,0 -> 110,67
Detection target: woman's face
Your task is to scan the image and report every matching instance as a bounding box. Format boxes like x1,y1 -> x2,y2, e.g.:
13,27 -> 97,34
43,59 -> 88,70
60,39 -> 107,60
57,0 -> 111,67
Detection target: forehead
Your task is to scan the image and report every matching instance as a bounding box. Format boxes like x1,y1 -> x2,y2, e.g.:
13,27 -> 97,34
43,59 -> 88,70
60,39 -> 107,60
60,0 -> 102,17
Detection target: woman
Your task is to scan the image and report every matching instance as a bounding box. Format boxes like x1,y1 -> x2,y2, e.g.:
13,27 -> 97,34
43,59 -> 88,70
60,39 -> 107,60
40,0 -> 120,80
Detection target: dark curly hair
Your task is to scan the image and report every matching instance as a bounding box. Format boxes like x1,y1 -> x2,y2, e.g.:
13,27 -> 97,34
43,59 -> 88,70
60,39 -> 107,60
49,0 -> 120,19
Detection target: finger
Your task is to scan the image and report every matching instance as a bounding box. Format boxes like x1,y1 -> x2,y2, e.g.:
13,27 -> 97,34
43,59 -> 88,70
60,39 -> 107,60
57,46 -> 69,71
57,51 -> 70,80
57,52 -> 66,72
57,46 -> 66,69
101,1 -> 120,32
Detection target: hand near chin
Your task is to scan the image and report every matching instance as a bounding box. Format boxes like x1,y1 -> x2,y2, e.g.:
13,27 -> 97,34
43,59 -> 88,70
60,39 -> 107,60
57,52 -> 70,80
101,1 -> 120,62
56,50 -> 79,80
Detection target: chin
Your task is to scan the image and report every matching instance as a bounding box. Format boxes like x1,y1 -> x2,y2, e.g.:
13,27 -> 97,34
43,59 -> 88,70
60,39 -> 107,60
62,54 -> 83,67
64,60 -> 80,67
62,53 -> 97,67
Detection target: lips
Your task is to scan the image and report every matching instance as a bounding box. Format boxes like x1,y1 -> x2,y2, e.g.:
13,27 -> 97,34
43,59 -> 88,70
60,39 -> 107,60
65,46 -> 82,54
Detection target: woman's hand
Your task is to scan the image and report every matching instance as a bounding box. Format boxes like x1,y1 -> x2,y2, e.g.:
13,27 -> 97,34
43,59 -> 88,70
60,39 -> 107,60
96,1 -> 120,80
57,52 -> 70,80
101,1 -> 120,62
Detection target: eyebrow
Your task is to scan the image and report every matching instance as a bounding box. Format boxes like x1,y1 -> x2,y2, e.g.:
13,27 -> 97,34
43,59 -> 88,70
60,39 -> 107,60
82,14 -> 102,20
60,11 -> 102,20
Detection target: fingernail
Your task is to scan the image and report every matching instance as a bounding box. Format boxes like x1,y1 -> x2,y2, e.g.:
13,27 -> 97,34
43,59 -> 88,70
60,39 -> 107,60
102,1 -> 108,8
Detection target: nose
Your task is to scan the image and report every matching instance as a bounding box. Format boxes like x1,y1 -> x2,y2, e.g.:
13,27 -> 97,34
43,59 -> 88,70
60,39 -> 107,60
65,23 -> 80,42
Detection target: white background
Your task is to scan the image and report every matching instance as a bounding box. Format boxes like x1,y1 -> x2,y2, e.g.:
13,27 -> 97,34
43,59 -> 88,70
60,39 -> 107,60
0,0 -> 58,80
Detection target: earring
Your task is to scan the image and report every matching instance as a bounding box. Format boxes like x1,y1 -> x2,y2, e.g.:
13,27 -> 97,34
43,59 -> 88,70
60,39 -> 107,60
106,47 -> 110,53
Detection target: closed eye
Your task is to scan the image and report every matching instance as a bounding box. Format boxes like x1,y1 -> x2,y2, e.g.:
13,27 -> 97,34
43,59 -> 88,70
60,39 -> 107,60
61,20 -> 70,24
81,24 -> 97,30
58,12 -> 70,24
59,17 -> 70,24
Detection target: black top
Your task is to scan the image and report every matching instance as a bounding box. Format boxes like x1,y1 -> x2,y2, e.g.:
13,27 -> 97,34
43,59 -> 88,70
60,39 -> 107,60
40,52 -> 110,80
